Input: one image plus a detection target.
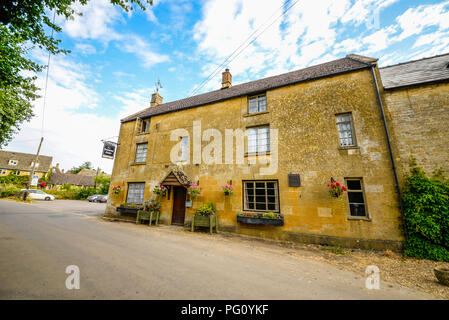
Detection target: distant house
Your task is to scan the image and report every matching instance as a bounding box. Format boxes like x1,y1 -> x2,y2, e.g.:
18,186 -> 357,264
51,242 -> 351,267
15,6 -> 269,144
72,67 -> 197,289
48,165 -> 110,189
48,165 -> 95,189
0,150 -> 52,178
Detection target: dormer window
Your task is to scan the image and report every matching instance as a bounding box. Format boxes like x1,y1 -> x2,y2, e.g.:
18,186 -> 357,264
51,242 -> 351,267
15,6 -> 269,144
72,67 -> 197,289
31,161 -> 39,168
8,160 -> 18,166
141,119 -> 150,133
248,94 -> 267,114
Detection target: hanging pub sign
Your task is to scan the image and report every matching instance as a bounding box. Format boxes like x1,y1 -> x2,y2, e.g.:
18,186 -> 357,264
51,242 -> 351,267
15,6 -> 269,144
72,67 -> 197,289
102,141 -> 116,159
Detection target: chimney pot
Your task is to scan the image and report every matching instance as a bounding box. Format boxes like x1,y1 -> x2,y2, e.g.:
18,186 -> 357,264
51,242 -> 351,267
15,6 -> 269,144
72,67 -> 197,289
222,69 -> 232,89
151,92 -> 163,107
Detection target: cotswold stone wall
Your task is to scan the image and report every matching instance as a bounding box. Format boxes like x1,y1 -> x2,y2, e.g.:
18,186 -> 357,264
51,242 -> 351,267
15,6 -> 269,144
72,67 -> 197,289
384,82 -> 449,185
106,67 -> 405,249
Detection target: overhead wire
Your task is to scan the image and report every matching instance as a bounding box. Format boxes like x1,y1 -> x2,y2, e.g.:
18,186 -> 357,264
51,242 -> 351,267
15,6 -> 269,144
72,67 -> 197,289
189,0 -> 300,97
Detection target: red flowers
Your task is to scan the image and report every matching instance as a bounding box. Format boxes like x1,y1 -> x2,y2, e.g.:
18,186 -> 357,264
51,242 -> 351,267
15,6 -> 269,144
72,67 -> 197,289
328,180 -> 346,198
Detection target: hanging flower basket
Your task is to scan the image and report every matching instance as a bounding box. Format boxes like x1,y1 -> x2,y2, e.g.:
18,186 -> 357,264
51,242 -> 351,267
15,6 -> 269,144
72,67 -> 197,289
112,186 -> 122,194
222,184 -> 234,196
187,183 -> 201,199
328,180 -> 347,198
153,185 -> 167,197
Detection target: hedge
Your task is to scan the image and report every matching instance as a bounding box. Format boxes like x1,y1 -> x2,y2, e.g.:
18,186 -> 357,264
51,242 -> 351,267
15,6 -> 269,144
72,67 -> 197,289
403,166 -> 449,262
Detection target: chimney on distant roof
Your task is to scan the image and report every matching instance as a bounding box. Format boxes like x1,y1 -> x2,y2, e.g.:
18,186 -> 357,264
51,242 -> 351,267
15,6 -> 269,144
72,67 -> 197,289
151,92 -> 163,107
222,69 -> 232,89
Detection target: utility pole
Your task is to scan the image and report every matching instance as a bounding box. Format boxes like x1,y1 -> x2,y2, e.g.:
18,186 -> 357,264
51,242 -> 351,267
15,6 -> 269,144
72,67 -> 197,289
94,166 -> 100,189
28,137 -> 44,189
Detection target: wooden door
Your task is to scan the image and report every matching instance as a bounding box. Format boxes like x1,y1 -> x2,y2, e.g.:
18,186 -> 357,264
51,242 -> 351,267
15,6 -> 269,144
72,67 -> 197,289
172,186 -> 186,225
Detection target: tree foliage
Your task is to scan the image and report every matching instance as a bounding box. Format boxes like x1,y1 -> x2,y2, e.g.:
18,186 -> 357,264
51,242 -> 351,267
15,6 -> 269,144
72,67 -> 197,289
69,161 -> 93,174
403,163 -> 449,262
0,0 -> 152,148
94,174 -> 110,194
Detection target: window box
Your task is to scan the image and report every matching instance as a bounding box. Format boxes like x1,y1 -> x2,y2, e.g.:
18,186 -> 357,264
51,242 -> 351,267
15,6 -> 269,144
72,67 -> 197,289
191,214 -> 218,234
116,206 -> 142,215
237,214 -> 284,226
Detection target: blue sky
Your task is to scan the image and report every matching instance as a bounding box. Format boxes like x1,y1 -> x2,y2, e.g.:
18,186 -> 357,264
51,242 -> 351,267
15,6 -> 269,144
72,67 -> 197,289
6,0 -> 449,173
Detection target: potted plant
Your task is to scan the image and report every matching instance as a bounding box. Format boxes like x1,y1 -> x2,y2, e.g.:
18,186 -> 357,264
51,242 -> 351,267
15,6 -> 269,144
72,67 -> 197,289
237,211 -> 284,226
112,185 -> 122,194
222,184 -> 234,196
328,179 -> 347,198
152,185 -> 167,197
434,267 -> 449,286
137,199 -> 161,226
191,203 -> 218,234
187,183 -> 201,200
116,202 -> 142,214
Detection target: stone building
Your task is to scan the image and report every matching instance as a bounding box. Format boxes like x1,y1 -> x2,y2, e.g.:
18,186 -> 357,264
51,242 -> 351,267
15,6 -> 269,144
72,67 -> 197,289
105,53 -> 449,250
0,150 -> 52,178
380,53 -> 449,185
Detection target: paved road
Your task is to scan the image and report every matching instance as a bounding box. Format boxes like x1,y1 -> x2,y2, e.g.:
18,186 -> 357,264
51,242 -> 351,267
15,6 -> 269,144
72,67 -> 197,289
0,199 -> 434,299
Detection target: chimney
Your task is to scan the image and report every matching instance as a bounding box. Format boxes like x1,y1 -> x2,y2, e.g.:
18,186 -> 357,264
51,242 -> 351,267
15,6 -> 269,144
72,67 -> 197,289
151,92 -> 163,107
222,69 -> 232,89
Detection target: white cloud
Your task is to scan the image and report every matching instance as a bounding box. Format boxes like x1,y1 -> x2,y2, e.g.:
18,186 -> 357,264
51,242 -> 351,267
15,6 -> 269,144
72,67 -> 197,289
119,34 -> 170,67
58,0 -> 168,68
75,43 -> 97,55
394,1 -> 449,42
58,0 -> 122,42
7,52 -> 151,173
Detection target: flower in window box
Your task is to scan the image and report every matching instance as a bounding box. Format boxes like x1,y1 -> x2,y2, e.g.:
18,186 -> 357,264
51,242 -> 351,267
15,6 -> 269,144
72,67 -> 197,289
188,184 -> 201,199
222,184 -> 234,195
328,180 -> 347,198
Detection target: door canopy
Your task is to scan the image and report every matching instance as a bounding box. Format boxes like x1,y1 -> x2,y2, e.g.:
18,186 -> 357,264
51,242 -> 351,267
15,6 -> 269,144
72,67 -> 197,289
160,168 -> 193,187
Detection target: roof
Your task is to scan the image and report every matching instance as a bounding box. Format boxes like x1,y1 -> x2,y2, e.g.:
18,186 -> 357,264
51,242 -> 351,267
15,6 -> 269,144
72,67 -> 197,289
380,53 -> 449,89
77,168 -> 97,176
48,167 -> 95,187
121,54 -> 375,123
0,150 -> 53,172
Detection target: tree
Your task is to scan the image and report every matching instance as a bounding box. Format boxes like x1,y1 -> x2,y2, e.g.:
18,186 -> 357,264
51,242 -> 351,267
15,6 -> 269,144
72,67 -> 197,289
94,174 -> 111,194
69,161 -> 93,174
0,0 -> 153,149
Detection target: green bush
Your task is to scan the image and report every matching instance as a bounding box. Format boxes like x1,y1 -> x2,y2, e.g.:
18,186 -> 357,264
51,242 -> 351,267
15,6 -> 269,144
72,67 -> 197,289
75,187 -> 98,200
403,165 -> 449,262
45,189 -> 77,200
195,203 -> 216,216
0,186 -> 21,198
0,173 -> 29,187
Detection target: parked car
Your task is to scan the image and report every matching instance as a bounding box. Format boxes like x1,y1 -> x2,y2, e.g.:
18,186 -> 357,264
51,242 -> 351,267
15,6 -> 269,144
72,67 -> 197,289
95,195 -> 108,203
21,189 -> 55,201
87,194 -> 102,202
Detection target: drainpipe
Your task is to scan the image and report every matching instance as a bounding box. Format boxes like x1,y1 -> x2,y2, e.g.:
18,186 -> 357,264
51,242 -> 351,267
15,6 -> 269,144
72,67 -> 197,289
370,65 -> 408,243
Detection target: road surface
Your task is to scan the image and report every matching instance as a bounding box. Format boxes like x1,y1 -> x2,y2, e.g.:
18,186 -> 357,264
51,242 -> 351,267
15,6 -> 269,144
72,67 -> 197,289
0,199 -> 434,299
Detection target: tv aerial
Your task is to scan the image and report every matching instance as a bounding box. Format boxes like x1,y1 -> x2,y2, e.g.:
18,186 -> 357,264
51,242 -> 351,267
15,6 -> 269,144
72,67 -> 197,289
154,78 -> 163,93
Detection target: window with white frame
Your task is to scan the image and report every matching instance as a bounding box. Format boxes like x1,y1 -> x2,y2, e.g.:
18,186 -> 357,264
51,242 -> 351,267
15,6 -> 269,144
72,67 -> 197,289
126,183 -> 145,204
248,94 -> 267,114
243,181 -> 279,212
31,161 -> 39,168
0,169 -> 7,175
8,160 -> 18,166
247,126 -> 270,154
336,113 -> 356,147
180,136 -> 189,162
135,143 -> 148,163
345,178 -> 368,217
141,119 -> 150,133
